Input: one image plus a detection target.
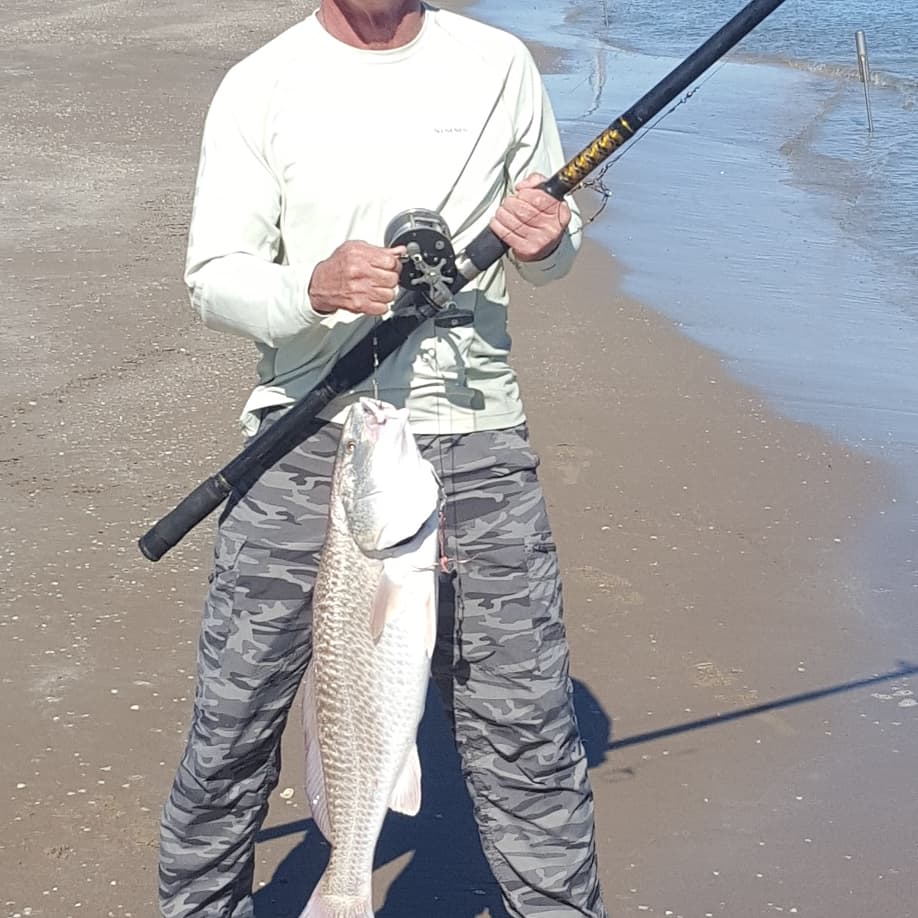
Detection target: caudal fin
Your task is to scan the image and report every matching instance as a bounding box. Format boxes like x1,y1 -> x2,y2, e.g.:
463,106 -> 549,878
300,883 -> 374,918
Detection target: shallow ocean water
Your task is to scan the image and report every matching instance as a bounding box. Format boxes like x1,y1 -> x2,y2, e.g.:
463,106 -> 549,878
476,0 -> 918,461
473,0 -> 918,630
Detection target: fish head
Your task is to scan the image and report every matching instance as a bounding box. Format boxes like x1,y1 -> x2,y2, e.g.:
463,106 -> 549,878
336,398 -> 440,554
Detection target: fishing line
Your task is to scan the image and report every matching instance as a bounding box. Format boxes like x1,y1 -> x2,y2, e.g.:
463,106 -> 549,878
371,318 -> 381,402
579,60 -> 728,226
431,54 -> 723,684
431,328 -> 471,684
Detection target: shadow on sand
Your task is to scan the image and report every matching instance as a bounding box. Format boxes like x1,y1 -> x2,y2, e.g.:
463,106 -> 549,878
253,678 -> 611,918
254,660 -> 916,916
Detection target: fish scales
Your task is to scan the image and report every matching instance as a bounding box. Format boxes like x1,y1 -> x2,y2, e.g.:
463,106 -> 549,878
312,533 -> 427,897
301,398 -> 440,918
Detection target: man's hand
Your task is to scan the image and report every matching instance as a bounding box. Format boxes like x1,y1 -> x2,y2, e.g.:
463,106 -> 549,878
309,241 -> 406,316
490,172 -> 571,263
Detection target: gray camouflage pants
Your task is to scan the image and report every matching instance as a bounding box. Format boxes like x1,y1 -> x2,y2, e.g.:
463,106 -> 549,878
159,413 -> 607,918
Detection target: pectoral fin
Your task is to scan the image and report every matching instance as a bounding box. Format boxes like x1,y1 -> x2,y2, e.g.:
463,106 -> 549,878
422,587 -> 436,659
369,570 -> 404,642
388,744 -> 422,816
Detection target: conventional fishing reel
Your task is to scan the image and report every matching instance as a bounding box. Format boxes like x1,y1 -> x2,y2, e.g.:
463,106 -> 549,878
383,209 -> 473,328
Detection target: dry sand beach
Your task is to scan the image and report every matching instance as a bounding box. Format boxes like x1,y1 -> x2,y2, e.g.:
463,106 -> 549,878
1,1 -> 915,916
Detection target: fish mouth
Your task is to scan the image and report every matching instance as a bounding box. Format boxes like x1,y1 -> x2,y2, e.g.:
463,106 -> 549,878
359,398 -> 393,422
347,398 -> 409,447
357,397 -> 406,429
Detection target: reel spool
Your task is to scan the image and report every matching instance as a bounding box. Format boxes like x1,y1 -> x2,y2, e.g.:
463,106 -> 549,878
383,209 -> 473,328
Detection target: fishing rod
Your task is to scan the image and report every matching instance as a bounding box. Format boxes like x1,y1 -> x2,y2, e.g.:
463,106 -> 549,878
139,0 -> 789,562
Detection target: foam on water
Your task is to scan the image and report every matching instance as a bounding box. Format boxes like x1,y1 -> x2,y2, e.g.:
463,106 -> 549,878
569,0 -> 918,84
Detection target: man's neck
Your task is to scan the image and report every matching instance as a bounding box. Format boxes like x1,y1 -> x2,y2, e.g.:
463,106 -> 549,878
317,1 -> 425,50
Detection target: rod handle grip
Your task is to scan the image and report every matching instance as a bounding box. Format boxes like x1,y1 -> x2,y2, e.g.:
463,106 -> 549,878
462,176 -> 567,276
138,475 -> 231,562
463,227 -> 510,274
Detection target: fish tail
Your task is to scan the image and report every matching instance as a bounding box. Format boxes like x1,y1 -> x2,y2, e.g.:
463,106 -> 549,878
300,883 -> 374,918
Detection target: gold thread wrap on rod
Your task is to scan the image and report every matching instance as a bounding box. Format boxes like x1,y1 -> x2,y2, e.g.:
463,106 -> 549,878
555,117 -> 635,192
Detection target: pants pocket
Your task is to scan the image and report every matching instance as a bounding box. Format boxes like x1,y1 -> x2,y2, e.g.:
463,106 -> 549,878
459,531 -> 564,679
524,533 -> 565,643
199,528 -> 247,673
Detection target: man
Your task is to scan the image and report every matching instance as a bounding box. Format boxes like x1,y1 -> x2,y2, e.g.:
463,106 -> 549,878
160,1 -> 608,915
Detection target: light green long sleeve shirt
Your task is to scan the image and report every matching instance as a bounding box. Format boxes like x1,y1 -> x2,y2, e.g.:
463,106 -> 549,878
185,5 -> 581,435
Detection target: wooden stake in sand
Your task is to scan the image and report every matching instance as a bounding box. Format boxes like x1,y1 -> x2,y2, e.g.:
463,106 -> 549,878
855,30 -> 875,133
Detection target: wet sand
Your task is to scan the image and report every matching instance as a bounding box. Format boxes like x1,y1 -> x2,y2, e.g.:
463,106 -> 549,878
1,2 -> 915,916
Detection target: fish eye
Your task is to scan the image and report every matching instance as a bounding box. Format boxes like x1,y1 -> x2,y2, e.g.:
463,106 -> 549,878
345,440 -> 357,453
